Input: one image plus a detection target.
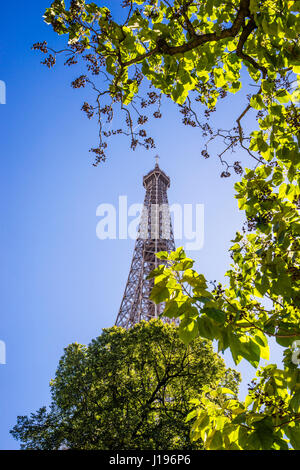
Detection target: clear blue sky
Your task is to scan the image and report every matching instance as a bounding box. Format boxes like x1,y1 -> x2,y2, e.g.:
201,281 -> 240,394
0,0 -> 282,449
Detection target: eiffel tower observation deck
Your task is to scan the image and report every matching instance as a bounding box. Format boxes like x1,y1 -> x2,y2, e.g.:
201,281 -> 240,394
115,157 -> 176,329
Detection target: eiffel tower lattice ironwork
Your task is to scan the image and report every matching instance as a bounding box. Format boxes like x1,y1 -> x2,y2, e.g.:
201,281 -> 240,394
115,159 -> 176,329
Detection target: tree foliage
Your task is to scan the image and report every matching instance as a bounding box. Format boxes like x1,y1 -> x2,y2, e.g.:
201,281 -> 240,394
10,320 -> 240,450
31,0 -> 300,450
149,242 -> 300,449
34,0 -> 299,167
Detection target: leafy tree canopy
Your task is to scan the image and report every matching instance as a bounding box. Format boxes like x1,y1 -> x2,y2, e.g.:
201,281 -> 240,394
10,320 -> 240,450
34,0 -> 299,168
30,0 -> 300,450
149,243 -> 300,450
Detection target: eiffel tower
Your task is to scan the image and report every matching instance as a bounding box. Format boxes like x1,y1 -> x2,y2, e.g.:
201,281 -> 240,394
115,157 -> 176,328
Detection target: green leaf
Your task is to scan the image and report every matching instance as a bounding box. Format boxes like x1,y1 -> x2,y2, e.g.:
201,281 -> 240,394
147,264 -> 165,279
197,315 -> 216,341
277,89 -> 291,104
182,270 -> 207,289
250,94 -> 265,110
156,251 -> 169,260
173,258 -> 194,271
213,68 -> 226,87
150,284 -> 169,303
178,317 -> 199,344
261,79 -> 274,94
285,424 -> 300,450
229,333 -> 261,368
290,390 -> 300,413
228,81 -> 241,94
247,418 -> 276,450
169,247 -> 186,261
276,324 -> 300,347
171,83 -> 188,105
220,387 -> 235,395
202,306 -> 226,324
163,300 -> 179,318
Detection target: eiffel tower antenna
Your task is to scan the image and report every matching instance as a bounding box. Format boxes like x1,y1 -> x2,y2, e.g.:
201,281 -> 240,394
115,160 -> 175,329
